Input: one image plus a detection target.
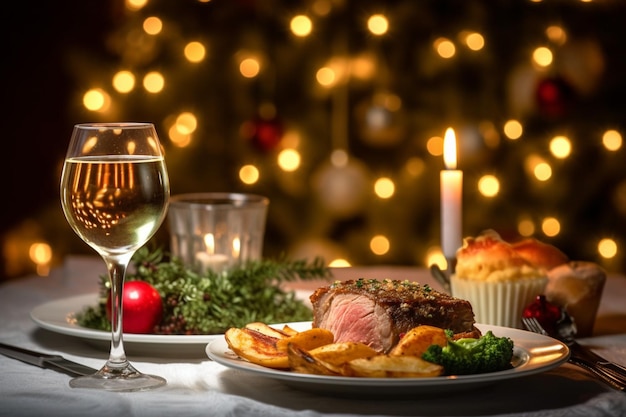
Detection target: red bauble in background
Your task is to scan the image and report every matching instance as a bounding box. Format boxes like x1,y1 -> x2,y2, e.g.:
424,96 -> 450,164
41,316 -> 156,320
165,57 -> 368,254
534,76 -> 575,119
522,294 -> 562,336
244,116 -> 283,152
106,281 -> 163,334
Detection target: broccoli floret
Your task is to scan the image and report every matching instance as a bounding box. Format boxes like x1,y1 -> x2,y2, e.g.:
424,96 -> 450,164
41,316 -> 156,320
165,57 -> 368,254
422,330 -> 514,375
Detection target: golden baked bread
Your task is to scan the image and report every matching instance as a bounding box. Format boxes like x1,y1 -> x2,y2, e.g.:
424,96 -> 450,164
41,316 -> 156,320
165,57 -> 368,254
455,230 -> 543,282
451,230 -> 548,328
545,261 -> 606,337
511,238 -> 569,271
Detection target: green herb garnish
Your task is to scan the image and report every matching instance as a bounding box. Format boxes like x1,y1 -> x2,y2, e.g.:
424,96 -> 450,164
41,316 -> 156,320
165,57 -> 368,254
76,247 -> 332,334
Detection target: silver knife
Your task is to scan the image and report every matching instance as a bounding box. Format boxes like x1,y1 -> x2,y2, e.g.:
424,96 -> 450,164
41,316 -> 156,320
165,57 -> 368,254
0,342 -> 98,377
568,341 -> 626,384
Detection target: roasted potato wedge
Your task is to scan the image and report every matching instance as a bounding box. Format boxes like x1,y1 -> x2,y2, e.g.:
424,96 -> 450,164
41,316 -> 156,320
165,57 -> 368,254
244,322 -> 291,339
275,328 -> 334,352
225,327 -> 289,369
389,325 -> 448,357
227,321 -> 449,378
348,355 -> 443,378
280,324 -> 300,336
287,343 -> 341,376
309,342 -> 378,366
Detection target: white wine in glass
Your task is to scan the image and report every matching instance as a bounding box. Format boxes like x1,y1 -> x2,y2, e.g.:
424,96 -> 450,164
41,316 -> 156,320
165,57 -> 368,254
60,122 -> 169,391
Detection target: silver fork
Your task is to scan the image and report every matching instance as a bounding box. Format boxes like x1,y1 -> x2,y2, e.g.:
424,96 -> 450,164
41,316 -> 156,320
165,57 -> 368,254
522,316 -> 626,391
524,314 -> 626,379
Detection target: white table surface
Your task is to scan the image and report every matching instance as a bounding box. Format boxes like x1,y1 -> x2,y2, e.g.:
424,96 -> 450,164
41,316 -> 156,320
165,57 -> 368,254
1,255 -> 625,417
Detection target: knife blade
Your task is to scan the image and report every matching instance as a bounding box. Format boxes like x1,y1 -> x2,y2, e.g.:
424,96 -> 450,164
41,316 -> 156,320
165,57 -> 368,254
0,343 -> 98,377
568,340 -> 626,382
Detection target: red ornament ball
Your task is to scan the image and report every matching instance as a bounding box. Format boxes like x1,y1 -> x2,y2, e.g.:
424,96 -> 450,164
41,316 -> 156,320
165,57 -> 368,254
106,281 -> 163,334
245,117 -> 283,152
535,76 -> 575,118
522,294 -> 562,336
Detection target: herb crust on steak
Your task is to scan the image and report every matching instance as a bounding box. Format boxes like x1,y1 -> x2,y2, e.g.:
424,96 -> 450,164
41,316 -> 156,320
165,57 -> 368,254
310,278 -> 481,353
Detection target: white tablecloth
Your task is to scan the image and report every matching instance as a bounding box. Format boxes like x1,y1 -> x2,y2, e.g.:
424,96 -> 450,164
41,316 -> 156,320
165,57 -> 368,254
1,256 -> 625,417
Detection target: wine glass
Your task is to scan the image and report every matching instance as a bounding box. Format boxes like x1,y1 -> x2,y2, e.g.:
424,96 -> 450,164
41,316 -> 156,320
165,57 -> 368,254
60,122 -> 170,391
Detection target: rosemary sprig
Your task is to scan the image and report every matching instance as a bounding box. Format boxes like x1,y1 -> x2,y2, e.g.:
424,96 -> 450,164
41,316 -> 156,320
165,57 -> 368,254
76,247 -> 333,334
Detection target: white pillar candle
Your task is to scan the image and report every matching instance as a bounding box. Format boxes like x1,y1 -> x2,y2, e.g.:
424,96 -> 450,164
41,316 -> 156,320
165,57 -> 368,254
440,127 -> 463,261
195,233 -> 229,273
195,252 -> 229,273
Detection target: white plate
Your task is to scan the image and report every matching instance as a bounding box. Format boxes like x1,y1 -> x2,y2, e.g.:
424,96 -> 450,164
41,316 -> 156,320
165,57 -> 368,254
206,322 -> 570,396
30,293 -> 220,357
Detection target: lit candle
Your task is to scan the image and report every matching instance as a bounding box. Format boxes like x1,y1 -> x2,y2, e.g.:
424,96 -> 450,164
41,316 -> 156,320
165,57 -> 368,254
195,233 -> 229,273
232,235 -> 241,259
195,252 -> 229,273
440,127 -> 463,263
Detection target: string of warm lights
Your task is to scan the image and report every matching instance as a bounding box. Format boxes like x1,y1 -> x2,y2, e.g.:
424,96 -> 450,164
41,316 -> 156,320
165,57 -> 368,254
10,0 -> 625,279
75,0 -> 626,269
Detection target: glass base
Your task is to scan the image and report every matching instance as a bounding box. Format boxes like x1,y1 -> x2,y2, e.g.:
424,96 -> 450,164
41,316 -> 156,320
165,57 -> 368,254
69,362 -> 166,392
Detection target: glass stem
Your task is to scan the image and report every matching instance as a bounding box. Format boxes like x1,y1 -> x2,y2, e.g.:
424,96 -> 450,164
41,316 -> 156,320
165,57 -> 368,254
104,254 -> 133,368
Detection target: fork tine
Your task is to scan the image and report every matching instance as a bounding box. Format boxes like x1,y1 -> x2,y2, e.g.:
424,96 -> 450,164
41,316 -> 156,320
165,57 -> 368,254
521,316 -> 533,331
522,316 -> 548,336
529,318 -> 545,334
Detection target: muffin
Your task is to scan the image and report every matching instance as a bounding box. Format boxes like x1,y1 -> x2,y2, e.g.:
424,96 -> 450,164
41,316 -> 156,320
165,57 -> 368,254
545,261 -> 606,337
450,230 -> 548,329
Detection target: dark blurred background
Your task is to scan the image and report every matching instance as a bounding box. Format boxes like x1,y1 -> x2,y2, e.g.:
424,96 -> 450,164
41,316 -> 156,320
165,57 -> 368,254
3,0 -> 626,281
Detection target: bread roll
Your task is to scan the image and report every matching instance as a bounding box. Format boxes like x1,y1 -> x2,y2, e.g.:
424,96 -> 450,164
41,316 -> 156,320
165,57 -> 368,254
545,261 -> 606,337
511,238 -> 569,271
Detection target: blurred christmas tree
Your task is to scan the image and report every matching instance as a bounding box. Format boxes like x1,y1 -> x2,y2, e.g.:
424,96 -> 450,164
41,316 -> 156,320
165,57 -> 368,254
5,0 -> 626,278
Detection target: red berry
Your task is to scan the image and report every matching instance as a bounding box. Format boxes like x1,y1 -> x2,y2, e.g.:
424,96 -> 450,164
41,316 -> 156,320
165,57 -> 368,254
106,281 -> 163,334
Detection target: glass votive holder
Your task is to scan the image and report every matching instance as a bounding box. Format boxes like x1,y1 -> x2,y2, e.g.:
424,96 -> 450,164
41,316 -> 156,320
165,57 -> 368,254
167,193 -> 269,273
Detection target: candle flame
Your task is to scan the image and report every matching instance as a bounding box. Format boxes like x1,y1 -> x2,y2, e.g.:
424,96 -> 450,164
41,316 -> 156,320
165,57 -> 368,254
204,233 -> 215,254
232,236 -> 241,258
443,128 -> 457,169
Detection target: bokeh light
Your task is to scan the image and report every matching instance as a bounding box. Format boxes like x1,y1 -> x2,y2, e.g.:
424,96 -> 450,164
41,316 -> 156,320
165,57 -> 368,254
434,37 -> 456,58
534,162 -> 552,181
598,238 -> 617,259
546,25 -> 567,45
82,88 -> 110,112
478,175 -> 500,197
239,164 -> 260,185
176,112 -> 198,134
277,149 -> 301,172
517,217 -> 536,236
239,57 -> 261,78
374,177 -> 395,199
532,46 -> 553,67
503,120 -> 523,140
370,235 -> 390,255
112,71 -> 135,93
367,14 -> 389,36
184,41 -> 206,63
461,31 -> 485,51
143,71 -> 165,93
541,217 -> 561,237
603,129 -> 622,151
549,136 -> 572,159
290,15 -> 313,37
143,16 -> 163,35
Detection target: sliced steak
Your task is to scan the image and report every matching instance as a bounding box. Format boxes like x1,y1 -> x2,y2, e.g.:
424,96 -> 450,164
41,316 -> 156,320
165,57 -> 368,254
310,278 -> 480,353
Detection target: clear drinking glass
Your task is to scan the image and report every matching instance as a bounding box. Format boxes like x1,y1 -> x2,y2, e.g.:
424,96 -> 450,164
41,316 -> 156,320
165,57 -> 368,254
167,193 -> 269,273
60,122 -> 169,391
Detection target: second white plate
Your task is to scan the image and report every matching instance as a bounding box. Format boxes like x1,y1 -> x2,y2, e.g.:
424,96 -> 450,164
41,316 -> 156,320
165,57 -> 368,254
30,293 -> 220,357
